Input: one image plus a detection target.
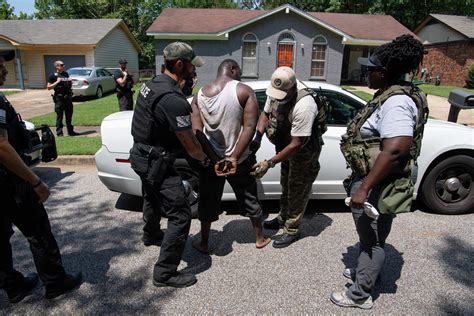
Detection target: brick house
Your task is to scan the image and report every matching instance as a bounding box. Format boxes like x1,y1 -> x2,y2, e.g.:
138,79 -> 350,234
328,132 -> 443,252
415,14 -> 474,87
147,4 -> 414,86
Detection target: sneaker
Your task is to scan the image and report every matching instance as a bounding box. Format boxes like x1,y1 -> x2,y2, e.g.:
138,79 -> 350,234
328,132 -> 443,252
142,230 -> 165,247
45,272 -> 82,299
153,272 -> 197,288
7,273 -> 39,304
330,291 -> 373,309
343,268 -> 356,281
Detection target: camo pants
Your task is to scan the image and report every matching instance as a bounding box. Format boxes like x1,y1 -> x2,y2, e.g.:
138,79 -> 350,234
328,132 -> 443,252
277,144 -> 321,235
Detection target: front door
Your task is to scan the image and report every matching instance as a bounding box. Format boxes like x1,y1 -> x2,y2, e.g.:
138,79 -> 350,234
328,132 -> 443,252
277,43 -> 294,68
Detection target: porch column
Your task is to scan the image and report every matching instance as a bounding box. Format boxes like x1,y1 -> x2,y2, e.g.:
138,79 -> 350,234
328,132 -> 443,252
15,49 -> 25,90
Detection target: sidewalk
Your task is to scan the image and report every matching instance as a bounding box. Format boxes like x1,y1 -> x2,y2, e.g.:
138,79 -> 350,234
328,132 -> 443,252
352,86 -> 474,126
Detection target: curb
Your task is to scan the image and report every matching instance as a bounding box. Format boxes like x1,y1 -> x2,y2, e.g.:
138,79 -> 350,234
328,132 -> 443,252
48,155 -> 96,166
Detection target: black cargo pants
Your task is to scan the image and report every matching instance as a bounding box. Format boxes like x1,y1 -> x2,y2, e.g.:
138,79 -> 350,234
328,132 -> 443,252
0,180 -> 66,295
138,165 -> 192,281
54,94 -> 74,134
117,91 -> 133,111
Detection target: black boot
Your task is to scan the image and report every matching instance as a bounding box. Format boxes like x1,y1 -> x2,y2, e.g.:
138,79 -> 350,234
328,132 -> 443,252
67,127 -> 79,136
7,273 -> 39,304
45,272 -> 82,299
272,233 -> 299,248
263,217 -> 283,230
56,129 -> 63,137
153,272 -> 197,288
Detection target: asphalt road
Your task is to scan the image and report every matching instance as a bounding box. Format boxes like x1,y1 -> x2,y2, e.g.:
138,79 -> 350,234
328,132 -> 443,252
1,165 -> 473,314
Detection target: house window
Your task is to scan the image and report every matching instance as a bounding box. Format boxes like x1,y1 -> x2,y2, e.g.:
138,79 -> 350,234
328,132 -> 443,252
277,32 -> 295,68
242,33 -> 258,76
311,36 -> 327,78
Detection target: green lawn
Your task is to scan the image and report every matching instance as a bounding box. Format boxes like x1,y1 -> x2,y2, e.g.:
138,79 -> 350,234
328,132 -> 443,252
55,136 -> 101,155
30,94 -> 123,126
419,84 -> 474,98
350,90 -> 373,102
0,90 -> 21,96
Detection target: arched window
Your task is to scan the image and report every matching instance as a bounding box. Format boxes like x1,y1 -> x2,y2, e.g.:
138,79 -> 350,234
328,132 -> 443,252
277,32 -> 295,68
242,33 -> 258,76
311,36 -> 327,78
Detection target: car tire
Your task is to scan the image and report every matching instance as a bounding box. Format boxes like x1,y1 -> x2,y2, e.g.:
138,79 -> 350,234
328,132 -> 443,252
96,86 -> 103,99
420,155 -> 473,215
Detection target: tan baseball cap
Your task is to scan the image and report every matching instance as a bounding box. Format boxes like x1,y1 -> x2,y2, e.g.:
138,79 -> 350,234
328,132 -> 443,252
163,42 -> 205,67
266,66 -> 296,100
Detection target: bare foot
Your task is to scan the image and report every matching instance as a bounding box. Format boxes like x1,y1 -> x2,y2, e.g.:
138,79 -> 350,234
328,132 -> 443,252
192,240 -> 210,254
256,237 -> 272,249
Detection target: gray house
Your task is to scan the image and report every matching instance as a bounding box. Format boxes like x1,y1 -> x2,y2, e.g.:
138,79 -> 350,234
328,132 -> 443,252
0,19 -> 141,89
147,4 -> 414,86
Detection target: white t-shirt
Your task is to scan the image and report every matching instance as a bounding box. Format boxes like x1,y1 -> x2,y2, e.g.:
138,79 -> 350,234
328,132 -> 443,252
360,94 -> 418,139
264,83 -> 318,137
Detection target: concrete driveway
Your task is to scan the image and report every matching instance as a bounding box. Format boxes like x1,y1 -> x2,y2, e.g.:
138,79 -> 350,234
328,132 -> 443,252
4,89 -> 54,119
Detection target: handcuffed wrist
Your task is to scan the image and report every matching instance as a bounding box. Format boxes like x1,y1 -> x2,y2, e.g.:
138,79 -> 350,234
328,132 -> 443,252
253,131 -> 263,142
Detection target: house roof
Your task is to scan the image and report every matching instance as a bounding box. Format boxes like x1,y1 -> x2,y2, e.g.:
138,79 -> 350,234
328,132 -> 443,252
147,5 -> 414,44
414,14 -> 474,39
0,19 -> 141,51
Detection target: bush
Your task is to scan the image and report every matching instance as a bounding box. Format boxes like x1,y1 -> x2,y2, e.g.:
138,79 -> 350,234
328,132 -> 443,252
466,63 -> 474,89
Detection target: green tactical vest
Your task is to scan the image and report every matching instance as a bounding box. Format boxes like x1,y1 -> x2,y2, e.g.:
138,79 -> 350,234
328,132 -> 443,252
340,82 -> 429,177
265,86 -> 327,152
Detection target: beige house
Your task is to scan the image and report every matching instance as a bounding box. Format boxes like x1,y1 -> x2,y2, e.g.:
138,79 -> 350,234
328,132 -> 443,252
0,19 -> 141,89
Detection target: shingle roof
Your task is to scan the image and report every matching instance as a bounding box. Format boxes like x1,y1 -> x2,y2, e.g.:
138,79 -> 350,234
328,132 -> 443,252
429,14 -> 474,39
310,12 -> 414,40
0,19 -> 123,45
147,7 -> 414,41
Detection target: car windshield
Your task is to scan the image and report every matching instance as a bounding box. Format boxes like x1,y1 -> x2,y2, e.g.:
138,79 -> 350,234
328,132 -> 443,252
68,69 -> 92,76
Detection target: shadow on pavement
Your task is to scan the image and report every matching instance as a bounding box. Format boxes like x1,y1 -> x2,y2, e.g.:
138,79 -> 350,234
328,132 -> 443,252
436,236 -> 474,314
0,167 -> 177,313
340,243 -> 404,301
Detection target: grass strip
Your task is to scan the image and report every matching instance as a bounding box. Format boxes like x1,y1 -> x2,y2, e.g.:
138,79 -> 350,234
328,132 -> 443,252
0,90 -> 21,96
56,136 -> 101,155
29,94 -> 125,126
419,84 -> 474,98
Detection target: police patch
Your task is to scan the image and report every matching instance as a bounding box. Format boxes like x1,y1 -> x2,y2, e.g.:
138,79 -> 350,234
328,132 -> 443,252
176,115 -> 191,128
0,109 -> 6,124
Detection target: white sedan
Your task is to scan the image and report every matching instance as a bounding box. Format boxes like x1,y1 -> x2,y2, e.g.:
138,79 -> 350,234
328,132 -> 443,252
95,81 -> 474,215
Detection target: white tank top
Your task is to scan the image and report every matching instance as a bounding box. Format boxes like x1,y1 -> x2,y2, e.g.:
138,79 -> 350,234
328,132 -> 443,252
197,80 -> 250,163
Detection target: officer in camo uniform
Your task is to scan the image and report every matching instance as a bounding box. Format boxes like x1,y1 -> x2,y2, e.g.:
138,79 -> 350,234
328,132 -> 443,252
250,67 -> 322,248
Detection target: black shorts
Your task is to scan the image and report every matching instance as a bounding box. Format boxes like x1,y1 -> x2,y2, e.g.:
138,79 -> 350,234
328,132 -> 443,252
198,156 -> 262,223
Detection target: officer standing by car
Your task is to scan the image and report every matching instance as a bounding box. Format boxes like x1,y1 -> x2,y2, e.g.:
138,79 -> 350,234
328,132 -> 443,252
114,58 -> 134,111
129,42 -> 209,288
0,50 -> 82,303
47,60 -> 78,136
251,66 -> 324,248
330,34 -> 428,309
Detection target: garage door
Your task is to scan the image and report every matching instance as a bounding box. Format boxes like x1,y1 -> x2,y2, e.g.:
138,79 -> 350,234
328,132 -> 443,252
44,55 -> 86,82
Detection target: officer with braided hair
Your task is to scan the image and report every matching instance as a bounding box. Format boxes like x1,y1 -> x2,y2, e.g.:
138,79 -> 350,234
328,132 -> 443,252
330,34 -> 428,309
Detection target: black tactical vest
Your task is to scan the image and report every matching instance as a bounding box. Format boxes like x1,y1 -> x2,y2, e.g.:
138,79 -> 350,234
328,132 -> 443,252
0,94 -> 32,157
131,75 -> 175,146
53,71 -> 72,95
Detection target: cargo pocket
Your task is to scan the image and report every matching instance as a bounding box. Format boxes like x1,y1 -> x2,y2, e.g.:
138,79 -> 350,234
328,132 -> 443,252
378,177 -> 414,215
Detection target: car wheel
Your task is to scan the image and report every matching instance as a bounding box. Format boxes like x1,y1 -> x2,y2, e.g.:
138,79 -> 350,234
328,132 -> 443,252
420,155 -> 473,215
176,165 -> 199,219
96,86 -> 103,99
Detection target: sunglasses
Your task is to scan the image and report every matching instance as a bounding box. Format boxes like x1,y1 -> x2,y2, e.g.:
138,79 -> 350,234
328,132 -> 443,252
57,64 -> 65,67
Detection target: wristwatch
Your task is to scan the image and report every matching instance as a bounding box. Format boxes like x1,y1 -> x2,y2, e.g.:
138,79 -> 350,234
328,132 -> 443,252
267,159 -> 276,168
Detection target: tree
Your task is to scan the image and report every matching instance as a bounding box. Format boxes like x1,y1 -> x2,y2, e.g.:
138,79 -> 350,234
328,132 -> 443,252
0,0 -> 14,19
466,63 -> 474,89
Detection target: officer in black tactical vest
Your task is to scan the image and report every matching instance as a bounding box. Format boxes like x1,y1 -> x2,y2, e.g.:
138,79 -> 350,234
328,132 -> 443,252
250,67 -> 323,248
330,35 -> 428,310
129,42 -> 209,288
0,50 -> 82,304
114,58 -> 134,111
47,60 -> 78,137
